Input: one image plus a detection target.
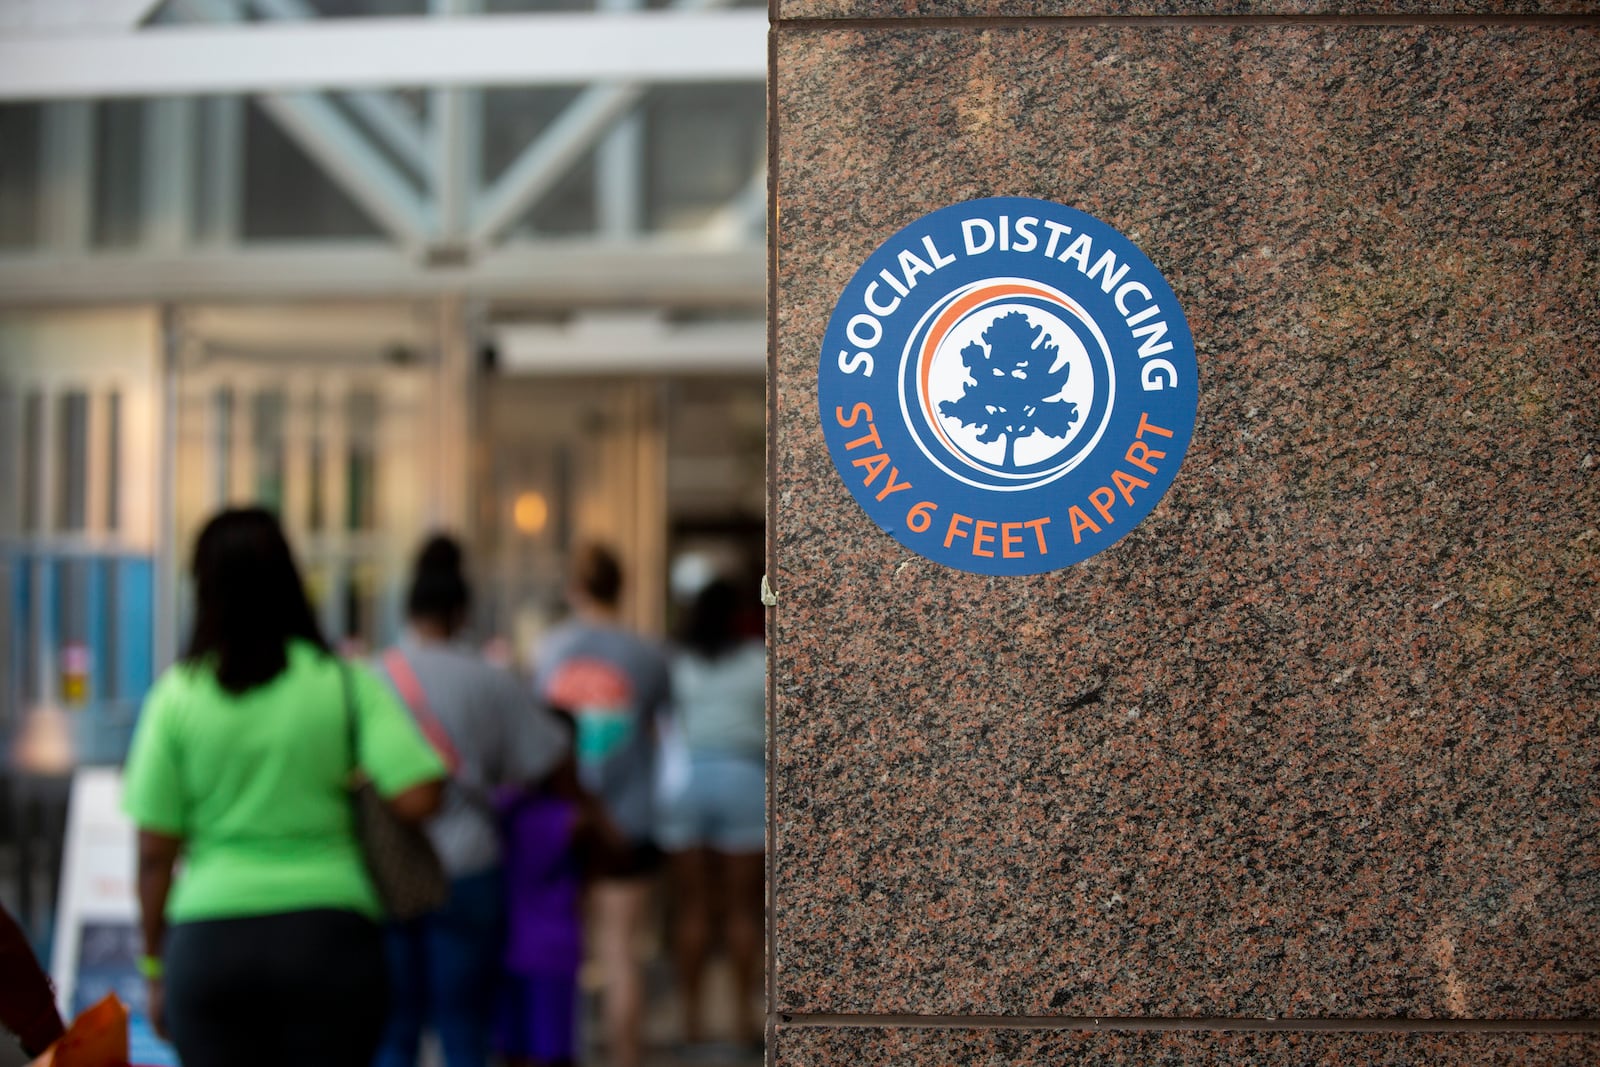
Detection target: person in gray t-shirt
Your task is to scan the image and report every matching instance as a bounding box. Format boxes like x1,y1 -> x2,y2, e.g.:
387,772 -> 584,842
533,543 -> 669,1067
375,536 -> 569,1067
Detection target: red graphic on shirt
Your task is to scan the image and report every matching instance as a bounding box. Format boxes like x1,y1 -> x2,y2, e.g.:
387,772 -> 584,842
546,659 -> 638,765
545,659 -> 634,712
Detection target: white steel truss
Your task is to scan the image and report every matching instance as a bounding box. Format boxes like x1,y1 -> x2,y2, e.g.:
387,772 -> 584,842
0,10 -> 766,98
0,0 -> 767,306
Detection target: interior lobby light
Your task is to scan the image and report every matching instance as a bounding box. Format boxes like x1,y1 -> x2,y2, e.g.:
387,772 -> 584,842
513,491 -> 549,536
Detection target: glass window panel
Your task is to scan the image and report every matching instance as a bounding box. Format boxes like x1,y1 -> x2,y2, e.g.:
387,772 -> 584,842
253,389 -> 287,514
57,392 -> 89,533
521,153 -> 598,236
481,87 -> 584,183
0,104 -> 41,249
481,88 -> 597,236
21,392 -> 42,534
106,391 -> 122,533
643,84 -> 763,231
346,390 -> 378,532
242,101 -> 381,240
93,100 -> 145,249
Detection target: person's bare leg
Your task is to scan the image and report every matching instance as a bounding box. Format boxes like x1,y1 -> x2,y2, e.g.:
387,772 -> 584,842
591,878 -> 651,1067
722,850 -> 765,1048
668,848 -> 713,1045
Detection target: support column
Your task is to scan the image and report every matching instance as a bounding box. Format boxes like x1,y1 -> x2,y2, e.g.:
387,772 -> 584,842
431,0 -> 481,248
597,0 -> 644,241
770,3 -> 1600,1065
199,96 -> 244,246
143,98 -> 195,250
431,296 -> 474,534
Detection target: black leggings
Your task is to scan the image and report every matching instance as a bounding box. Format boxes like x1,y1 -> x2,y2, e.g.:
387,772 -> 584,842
164,909 -> 388,1067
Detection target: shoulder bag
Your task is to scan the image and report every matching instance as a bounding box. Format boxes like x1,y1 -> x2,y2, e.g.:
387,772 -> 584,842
342,663 -> 449,921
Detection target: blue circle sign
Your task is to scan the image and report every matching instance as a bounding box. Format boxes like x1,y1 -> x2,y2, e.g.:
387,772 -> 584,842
817,197 -> 1198,575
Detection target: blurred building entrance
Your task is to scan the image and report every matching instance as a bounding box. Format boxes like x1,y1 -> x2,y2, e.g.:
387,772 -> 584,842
479,368 -> 764,661
1,7 -> 766,1057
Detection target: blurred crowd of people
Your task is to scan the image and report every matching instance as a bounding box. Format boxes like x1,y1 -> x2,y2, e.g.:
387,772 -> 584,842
107,508 -> 765,1067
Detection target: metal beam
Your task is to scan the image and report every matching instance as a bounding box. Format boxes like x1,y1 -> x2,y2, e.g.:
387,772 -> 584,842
0,12 -> 767,100
249,0 -> 431,181
470,0 -> 738,246
495,312 -> 765,375
173,0 -> 431,247
598,114 -> 643,240
255,93 -> 432,247
346,91 -> 431,182
597,0 -> 643,240
430,0 -> 481,243
0,0 -> 166,34
471,86 -> 643,246
0,242 -> 765,305
433,86 -> 477,242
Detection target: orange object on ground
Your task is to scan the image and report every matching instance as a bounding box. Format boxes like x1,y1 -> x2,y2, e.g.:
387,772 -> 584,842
26,993 -> 130,1067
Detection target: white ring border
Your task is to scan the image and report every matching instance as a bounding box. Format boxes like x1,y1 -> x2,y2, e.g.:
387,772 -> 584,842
896,278 -> 1119,493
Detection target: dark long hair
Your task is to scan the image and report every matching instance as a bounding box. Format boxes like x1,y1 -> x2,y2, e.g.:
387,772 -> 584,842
183,507 -> 330,694
406,534 -> 471,629
678,578 -> 740,660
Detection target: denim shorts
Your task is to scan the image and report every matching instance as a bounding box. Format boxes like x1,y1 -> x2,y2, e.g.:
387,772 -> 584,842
655,750 -> 765,854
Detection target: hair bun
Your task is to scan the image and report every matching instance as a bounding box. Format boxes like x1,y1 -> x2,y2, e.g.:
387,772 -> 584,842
416,535 -> 464,576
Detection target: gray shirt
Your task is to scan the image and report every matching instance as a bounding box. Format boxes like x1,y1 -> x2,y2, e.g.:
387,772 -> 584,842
534,620 -> 671,844
378,632 -> 569,877
671,641 -> 766,759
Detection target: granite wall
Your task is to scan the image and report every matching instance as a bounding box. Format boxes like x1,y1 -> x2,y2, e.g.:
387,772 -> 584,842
768,1 -> 1600,1063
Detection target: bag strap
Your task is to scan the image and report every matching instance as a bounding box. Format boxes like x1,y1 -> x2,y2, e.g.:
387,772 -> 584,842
383,648 -> 462,774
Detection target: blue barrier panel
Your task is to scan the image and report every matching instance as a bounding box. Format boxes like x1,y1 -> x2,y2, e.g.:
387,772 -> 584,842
116,558 -> 155,705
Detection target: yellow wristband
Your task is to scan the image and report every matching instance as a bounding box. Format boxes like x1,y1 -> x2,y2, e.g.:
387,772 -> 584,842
137,955 -> 164,979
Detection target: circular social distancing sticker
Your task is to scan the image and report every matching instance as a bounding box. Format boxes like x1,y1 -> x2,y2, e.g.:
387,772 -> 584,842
817,197 -> 1198,576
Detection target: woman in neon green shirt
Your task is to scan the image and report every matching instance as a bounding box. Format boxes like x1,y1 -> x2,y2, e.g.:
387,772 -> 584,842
123,508 -> 447,1067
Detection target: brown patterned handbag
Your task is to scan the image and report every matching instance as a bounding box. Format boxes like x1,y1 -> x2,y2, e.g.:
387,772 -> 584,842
341,664 -> 449,921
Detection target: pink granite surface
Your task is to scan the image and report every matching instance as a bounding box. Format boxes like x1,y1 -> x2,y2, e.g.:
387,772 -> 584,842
774,1027 -> 1600,1065
771,21 -> 1599,1024
776,1 -> 1600,21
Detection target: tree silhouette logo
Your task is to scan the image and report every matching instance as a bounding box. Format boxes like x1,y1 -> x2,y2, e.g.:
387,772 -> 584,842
907,279 -> 1110,489
939,309 -> 1080,471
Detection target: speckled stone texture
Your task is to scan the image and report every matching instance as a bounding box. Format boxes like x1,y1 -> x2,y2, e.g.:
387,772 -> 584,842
770,14 -> 1600,1047
774,1027 -> 1600,1065
778,1 -> 1600,22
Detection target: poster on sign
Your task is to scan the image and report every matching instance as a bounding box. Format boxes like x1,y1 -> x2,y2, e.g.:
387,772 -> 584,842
48,769 -> 178,1067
